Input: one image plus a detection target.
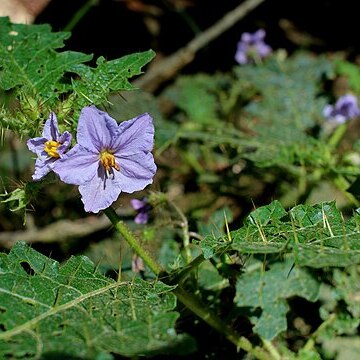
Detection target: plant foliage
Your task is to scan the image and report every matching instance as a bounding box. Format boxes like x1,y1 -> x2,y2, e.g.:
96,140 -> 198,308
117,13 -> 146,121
0,242 -> 193,359
201,201 -> 360,267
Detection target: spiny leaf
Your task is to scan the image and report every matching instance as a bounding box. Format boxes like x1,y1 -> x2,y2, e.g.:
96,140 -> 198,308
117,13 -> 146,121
200,201 -> 360,267
0,242 -> 194,359
0,16 -> 92,101
70,50 -> 156,108
0,17 -> 156,137
234,257 -> 320,340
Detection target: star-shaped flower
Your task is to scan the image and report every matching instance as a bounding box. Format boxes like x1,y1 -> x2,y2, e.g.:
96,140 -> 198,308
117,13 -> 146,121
235,29 -> 272,65
53,106 -> 157,213
323,94 -> 360,124
27,113 -> 72,180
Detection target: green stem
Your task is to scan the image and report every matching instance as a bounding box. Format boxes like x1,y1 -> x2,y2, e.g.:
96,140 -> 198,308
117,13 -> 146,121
103,207 -> 163,275
262,339 -> 282,360
327,122 -> 348,149
303,313 -> 336,351
63,0 -> 98,32
168,199 -> 192,263
103,206 -> 272,360
173,285 -> 270,360
169,254 -> 206,284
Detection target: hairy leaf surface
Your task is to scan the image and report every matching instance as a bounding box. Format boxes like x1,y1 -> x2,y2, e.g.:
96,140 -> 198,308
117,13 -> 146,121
0,242 -> 193,359
200,201 -> 360,267
0,17 -> 155,136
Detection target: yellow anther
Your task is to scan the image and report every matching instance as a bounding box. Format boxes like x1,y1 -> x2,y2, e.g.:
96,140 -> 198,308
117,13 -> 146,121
100,150 -> 120,172
44,140 -> 60,158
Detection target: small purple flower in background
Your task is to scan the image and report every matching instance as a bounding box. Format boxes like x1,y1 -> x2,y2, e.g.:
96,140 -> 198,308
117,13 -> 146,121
53,106 -> 156,213
130,197 -> 152,224
235,29 -> 272,65
27,113 -> 72,180
323,94 -> 360,124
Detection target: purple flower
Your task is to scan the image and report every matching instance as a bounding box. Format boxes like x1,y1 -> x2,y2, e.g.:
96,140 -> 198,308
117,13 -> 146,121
27,113 -> 72,180
323,94 -> 360,124
53,106 -> 156,213
130,197 -> 152,224
235,29 -> 272,65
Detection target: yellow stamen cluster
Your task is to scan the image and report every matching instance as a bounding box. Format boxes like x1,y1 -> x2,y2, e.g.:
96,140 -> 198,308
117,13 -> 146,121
100,150 -> 120,173
44,140 -> 60,158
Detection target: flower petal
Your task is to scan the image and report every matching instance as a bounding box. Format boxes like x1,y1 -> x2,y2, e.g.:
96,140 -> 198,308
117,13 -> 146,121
130,198 -> 147,210
253,29 -> 266,41
114,152 -> 156,193
78,167 -> 123,213
76,106 -> 117,152
135,212 -> 149,224
111,113 -> 154,156
32,157 -> 55,180
42,113 -> 60,140
57,131 -> 72,156
53,145 -> 99,185
27,137 -> 47,156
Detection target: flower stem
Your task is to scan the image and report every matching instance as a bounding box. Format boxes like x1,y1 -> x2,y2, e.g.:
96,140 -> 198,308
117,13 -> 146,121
103,207 -> 163,275
104,206 -> 272,359
327,122 -> 348,150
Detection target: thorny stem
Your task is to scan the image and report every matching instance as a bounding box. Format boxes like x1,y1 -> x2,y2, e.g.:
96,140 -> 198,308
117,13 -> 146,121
169,254 -> 206,285
104,206 -> 273,360
104,207 -> 163,275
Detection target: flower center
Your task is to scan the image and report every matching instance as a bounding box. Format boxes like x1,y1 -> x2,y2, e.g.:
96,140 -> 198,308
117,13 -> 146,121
44,140 -> 60,158
100,150 -> 120,173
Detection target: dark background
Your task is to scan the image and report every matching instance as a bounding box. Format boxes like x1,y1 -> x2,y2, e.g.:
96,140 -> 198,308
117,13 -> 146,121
35,0 -> 360,75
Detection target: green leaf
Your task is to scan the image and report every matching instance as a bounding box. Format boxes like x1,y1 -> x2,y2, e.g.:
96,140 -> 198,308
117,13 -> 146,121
71,50 -> 155,108
0,17 -> 92,101
163,74 -> 220,126
234,258 -> 320,340
335,59 -> 360,93
200,201 -> 360,267
0,17 -> 155,137
0,242 -> 194,359
197,206 -> 233,238
234,52 -> 333,167
332,266 -> 360,319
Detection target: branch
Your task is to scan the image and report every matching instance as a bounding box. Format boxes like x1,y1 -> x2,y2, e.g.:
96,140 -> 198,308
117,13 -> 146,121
134,0 -> 266,92
0,213 -> 113,249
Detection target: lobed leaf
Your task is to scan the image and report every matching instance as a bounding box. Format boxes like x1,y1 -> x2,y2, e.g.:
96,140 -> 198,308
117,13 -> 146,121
0,242 -> 194,359
200,201 -> 360,267
235,258 -> 320,340
0,17 -> 92,102
0,17 -> 155,136
70,50 -> 156,108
